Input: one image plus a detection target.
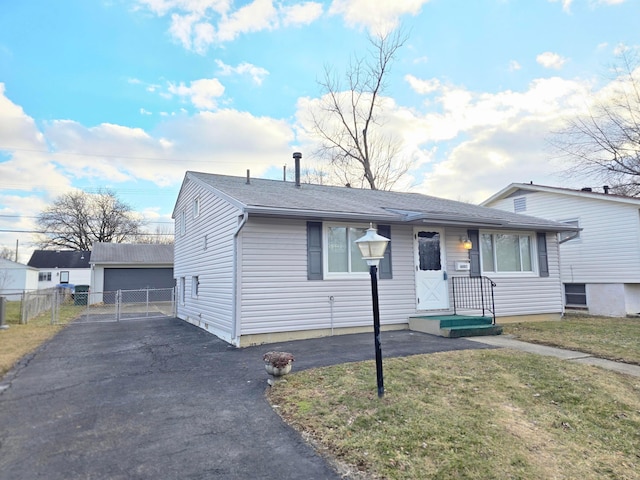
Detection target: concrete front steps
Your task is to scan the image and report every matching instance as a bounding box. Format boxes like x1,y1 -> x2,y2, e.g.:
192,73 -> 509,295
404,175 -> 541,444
409,314 -> 503,338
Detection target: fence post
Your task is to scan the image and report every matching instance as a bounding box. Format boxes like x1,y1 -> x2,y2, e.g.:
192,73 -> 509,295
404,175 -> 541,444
0,296 -> 8,330
20,291 -> 26,324
116,290 -> 121,322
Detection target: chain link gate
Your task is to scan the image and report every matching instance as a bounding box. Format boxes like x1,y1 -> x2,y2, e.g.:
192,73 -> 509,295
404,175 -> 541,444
72,287 -> 177,323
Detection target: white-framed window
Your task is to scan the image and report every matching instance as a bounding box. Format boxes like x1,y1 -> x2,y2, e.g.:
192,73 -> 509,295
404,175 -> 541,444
179,277 -> 185,305
323,223 -> 369,277
480,232 -> 536,274
558,219 -> 580,242
38,272 -> 52,282
191,276 -> 199,298
60,271 -> 69,283
193,197 -> 200,218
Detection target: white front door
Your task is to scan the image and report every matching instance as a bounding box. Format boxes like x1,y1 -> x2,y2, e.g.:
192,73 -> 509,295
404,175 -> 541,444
414,228 -> 449,311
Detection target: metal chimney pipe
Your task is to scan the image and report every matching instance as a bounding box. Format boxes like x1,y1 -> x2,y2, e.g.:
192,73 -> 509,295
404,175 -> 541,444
293,152 -> 302,187
246,169 -> 250,185
603,185 -> 610,194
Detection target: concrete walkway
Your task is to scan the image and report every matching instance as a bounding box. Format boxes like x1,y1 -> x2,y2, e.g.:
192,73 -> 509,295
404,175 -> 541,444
468,335 -> 640,377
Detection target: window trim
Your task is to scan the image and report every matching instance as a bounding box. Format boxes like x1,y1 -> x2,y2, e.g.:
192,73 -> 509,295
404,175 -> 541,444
322,222 -> 371,279
193,197 -> 200,218
191,276 -> 199,298
179,277 -> 185,305
60,271 -> 70,284
38,272 -> 52,282
479,230 -> 538,277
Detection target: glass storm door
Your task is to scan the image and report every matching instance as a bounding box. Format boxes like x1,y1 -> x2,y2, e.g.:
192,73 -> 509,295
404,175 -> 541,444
414,228 -> 449,310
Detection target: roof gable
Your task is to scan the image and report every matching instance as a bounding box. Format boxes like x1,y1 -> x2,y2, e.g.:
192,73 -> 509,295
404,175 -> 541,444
27,250 -> 91,269
180,172 -> 574,232
481,183 -> 640,207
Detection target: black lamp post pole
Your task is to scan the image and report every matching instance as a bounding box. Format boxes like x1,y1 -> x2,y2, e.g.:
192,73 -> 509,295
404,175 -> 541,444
369,264 -> 384,398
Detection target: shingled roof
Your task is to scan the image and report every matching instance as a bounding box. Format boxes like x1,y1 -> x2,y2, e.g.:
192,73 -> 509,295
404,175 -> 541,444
90,243 -> 173,265
181,172 -> 576,232
27,250 -> 91,269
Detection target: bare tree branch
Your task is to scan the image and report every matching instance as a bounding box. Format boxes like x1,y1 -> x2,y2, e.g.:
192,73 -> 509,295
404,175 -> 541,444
550,51 -> 640,194
36,189 -> 145,250
308,30 -> 413,190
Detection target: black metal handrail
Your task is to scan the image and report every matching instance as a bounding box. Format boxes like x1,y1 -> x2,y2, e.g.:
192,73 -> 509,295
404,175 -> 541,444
451,276 -> 496,324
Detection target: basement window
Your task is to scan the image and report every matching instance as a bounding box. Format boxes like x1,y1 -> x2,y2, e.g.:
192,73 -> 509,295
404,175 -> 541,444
565,283 -> 587,307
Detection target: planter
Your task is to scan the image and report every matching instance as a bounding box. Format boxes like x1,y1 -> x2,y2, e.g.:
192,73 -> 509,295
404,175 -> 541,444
263,351 -> 295,379
265,362 -> 292,377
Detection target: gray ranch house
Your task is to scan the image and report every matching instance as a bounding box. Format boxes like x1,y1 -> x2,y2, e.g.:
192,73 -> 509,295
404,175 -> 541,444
173,170 -> 576,347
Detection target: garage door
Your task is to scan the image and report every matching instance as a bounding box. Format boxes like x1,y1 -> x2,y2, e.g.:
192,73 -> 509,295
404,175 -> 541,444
104,268 -> 175,292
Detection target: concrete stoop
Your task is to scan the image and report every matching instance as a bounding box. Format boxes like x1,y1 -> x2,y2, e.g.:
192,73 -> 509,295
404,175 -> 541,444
409,314 -> 503,338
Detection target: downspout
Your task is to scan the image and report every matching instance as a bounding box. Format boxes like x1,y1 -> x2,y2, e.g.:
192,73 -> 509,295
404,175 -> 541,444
231,211 -> 248,346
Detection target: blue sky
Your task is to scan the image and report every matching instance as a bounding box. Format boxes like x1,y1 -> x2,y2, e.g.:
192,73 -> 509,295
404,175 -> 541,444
1,0 -> 639,261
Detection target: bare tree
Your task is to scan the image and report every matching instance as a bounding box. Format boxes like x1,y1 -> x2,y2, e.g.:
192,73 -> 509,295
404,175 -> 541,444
551,51 -> 640,195
0,247 -> 14,261
36,189 -> 144,250
133,225 -> 174,245
308,30 -> 413,190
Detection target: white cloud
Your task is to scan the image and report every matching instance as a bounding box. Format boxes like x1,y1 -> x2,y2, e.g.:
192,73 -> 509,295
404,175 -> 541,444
281,2 -> 323,26
216,0 -> 279,42
536,51 -> 568,70
328,0 -> 429,34
509,60 -> 522,71
549,0 -> 574,13
405,74 -> 440,94
215,59 -> 269,85
167,77 -> 225,109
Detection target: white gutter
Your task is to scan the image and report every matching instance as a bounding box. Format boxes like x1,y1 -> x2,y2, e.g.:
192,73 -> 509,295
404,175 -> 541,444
231,211 -> 248,346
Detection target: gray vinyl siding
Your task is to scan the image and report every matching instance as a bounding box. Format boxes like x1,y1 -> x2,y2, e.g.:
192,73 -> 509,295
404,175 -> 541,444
444,226 -> 563,317
239,218 -> 416,336
488,192 -> 640,284
174,178 -> 240,342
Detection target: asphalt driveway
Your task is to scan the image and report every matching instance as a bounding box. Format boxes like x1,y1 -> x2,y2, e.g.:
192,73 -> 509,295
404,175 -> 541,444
0,318 -> 495,480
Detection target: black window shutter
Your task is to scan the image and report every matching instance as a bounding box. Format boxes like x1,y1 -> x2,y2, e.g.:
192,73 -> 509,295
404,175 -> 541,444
468,229 -> 481,277
377,224 -> 392,279
307,221 -> 323,280
537,232 -> 549,277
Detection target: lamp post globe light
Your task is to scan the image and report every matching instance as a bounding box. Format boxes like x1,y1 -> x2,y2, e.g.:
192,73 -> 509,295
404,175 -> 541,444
355,224 -> 390,398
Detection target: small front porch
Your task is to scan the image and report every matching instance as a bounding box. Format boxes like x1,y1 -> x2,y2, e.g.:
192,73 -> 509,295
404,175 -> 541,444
410,276 -> 502,338
409,314 -> 503,338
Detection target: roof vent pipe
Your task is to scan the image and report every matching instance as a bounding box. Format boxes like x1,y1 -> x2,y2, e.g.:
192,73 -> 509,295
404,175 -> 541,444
603,185 -> 610,194
293,152 -> 302,188
246,169 -> 250,185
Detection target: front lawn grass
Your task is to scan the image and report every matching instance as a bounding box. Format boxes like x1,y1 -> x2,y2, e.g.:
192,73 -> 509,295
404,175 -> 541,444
502,313 -> 640,365
0,300 -> 83,377
268,349 -> 640,480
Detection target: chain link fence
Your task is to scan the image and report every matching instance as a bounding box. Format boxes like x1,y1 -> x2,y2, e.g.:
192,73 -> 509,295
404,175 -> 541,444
16,287 -> 176,325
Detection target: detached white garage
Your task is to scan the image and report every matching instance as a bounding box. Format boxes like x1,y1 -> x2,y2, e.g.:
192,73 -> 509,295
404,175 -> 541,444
90,243 -> 174,303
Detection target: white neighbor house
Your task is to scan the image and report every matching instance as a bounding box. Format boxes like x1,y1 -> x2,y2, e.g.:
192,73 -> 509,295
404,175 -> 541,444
27,250 -> 92,290
482,183 -> 640,317
0,258 -> 39,300
173,168 -> 578,347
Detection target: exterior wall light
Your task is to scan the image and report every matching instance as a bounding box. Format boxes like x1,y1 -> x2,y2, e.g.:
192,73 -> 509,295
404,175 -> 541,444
461,237 -> 473,250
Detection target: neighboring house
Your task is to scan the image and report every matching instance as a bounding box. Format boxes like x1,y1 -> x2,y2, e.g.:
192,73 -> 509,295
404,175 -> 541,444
172,170 -> 577,347
27,250 -> 91,290
89,243 -> 175,303
482,182 -> 640,317
0,258 -> 39,300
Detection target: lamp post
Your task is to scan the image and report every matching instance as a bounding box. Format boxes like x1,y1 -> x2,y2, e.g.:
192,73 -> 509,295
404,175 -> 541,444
355,224 -> 390,398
